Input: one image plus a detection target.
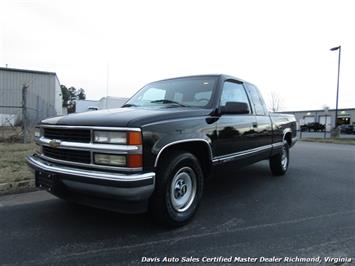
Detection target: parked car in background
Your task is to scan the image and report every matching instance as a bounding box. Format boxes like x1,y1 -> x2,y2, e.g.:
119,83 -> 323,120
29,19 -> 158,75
301,122 -> 325,132
310,122 -> 326,132
300,124 -> 308,132
340,124 -> 355,134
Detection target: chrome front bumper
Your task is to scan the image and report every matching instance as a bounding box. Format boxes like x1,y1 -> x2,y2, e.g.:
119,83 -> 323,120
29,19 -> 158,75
26,154 -> 155,202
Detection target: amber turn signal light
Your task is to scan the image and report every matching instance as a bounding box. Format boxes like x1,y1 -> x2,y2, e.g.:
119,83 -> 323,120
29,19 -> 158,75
128,132 -> 142,145
127,154 -> 143,168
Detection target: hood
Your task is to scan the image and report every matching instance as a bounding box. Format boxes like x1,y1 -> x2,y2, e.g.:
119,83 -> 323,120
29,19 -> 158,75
41,107 -> 213,127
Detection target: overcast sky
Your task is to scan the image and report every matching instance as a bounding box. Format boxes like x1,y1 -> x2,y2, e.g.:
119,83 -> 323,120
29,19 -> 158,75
0,0 -> 354,111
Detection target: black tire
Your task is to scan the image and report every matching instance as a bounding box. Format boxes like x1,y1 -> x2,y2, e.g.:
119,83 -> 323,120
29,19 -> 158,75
149,151 -> 204,227
269,142 -> 289,176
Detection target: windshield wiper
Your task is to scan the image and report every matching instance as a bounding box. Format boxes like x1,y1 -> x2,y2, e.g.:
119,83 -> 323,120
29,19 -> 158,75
121,103 -> 138,107
150,99 -> 187,107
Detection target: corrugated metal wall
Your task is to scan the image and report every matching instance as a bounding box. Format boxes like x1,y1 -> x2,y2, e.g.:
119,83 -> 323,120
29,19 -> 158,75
0,68 -> 61,126
54,75 -> 62,115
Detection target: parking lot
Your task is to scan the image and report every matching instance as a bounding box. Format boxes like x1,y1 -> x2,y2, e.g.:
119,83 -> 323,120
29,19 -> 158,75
1,141 -> 355,265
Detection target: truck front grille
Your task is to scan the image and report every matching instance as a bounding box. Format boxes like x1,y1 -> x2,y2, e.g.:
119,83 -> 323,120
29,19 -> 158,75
43,146 -> 91,164
43,128 -> 91,143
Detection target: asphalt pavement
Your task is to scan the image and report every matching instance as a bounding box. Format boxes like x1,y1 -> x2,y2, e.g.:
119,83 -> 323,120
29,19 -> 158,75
1,141 -> 355,265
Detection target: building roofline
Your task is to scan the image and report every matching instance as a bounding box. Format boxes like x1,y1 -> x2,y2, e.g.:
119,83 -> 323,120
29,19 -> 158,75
279,107 -> 355,113
0,67 -> 57,76
0,67 -> 61,86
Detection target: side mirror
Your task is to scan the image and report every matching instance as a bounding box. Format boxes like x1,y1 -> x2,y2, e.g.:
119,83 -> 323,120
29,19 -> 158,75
220,101 -> 250,114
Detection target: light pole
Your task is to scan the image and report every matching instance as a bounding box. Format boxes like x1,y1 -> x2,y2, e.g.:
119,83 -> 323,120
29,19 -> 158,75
330,45 -> 341,128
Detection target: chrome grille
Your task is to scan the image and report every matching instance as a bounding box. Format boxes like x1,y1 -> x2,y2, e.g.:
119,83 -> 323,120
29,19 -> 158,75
43,128 -> 91,143
43,146 -> 91,164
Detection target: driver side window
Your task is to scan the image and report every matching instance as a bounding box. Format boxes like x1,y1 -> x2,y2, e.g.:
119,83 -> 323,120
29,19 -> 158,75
220,81 -> 250,107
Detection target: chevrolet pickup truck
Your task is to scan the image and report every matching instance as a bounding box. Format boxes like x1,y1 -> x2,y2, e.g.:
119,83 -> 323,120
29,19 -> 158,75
27,74 -> 297,226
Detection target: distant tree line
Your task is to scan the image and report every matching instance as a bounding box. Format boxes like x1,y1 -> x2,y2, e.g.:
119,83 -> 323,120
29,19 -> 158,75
60,85 -> 86,113
269,91 -> 282,112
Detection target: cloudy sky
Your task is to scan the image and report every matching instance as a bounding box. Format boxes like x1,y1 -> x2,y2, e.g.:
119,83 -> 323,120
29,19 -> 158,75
0,0 -> 354,111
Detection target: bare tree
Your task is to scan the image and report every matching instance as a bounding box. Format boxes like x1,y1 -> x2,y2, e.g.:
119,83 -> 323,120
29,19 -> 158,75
269,91 -> 282,112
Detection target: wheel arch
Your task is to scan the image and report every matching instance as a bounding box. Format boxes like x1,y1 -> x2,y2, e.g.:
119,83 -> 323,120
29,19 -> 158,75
154,139 -> 213,177
283,128 -> 292,146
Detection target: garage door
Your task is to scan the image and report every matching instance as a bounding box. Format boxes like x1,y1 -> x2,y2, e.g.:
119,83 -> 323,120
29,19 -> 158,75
319,116 -> 331,126
319,116 -> 332,131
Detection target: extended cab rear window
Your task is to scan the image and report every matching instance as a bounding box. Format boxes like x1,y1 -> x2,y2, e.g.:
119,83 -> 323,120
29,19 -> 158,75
246,83 -> 268,115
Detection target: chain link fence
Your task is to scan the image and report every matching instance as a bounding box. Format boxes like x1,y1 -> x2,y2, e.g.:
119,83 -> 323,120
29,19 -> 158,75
0,85 -> 57,143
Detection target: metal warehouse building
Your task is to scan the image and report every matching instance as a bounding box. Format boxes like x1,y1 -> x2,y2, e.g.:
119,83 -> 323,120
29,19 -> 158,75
281,108 -> 355,129
0,67 -> 62,127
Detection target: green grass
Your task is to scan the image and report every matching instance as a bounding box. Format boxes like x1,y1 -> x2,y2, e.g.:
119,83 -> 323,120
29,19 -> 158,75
0,143 -> 36,184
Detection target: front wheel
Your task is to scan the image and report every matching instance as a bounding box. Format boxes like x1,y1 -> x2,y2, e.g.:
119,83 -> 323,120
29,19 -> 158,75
149,151 -> 204,227
269,142 -> 289,176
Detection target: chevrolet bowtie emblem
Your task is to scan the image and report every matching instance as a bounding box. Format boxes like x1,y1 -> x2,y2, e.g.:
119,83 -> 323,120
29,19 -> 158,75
48,139 -> 61,148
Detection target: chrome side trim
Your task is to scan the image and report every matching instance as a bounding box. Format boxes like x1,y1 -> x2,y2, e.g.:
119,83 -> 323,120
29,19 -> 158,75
40,125 -> 141,131
27,155 -> 154,182
38,154 -> 142,172
38,137 -> 141,154
154,139 -> 213,168
212,144 -> 273,163
272,142 -> 284,148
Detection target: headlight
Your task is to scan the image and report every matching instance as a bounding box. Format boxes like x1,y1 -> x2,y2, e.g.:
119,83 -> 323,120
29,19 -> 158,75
93,131 -> 142,145
34,127 -> 41,138
93,131 -> 127,144
94,153 -> 126,166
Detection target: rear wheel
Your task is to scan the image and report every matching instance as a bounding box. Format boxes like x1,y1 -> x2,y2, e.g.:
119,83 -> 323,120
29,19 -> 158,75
269,142 -> 289,176
149,151 -> 204,227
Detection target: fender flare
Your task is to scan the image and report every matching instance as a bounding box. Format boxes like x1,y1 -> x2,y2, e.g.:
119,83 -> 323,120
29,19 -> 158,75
282,128 -> 292,143
154,139 -> 213,168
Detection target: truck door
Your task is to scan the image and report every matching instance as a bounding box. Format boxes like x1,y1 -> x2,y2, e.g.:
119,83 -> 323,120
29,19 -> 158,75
213,80 -> 257,158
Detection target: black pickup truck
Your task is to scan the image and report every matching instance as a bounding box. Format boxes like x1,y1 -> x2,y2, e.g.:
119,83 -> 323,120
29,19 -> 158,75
27,74 -> 297,226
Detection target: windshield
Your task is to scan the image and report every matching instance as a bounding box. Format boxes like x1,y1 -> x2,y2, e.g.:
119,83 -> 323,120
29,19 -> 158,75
124,77 -> 217,108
